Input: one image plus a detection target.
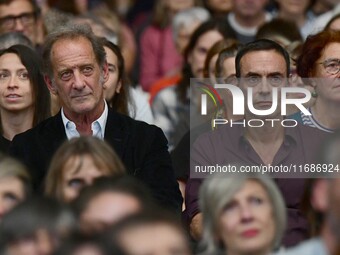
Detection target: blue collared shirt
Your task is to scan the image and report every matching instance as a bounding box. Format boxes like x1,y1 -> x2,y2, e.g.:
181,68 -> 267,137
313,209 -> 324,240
61,101 -> 108,140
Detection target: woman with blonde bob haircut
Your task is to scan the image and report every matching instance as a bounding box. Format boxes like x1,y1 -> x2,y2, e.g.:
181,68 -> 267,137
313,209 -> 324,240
199,171 -> 286,255
45,136 -> 125,203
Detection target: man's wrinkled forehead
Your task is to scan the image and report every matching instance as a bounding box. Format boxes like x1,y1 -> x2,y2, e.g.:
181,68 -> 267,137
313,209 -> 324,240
49,36 -> 99,73
50,36 -> 93,59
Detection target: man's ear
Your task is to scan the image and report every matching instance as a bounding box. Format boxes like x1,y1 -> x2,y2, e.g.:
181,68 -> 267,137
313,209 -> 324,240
102,61 -> 109,83
116,80 -> 122,94
44,75 -> 58,95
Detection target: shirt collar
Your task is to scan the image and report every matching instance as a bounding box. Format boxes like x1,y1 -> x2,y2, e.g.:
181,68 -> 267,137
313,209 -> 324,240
61,100 -> 108,140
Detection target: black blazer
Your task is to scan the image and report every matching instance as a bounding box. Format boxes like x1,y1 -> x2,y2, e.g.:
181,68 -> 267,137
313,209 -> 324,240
9,108 -> 182,212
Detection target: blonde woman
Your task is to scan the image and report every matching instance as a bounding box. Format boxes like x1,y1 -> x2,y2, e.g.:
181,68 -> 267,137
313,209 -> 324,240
199,172 -> 286,255
45,136 -> 125,203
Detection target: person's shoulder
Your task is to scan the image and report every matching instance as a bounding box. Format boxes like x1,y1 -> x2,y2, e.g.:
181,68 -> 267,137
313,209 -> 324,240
192,122 -> 238,150
108,110 -> 163,134
107,111 -> 169,151
277,238 -> 327,255
155,85 -> 177,98
9,115 -> 63,154
150,77 -> 179,105
190,122 -> 214,141
151,85 -> 178,107
13,115 -> 61,140
312,4 -> 340,33
291,124 -> 330,159
288,111 -> 303,122
290,123 -> 330,151
0,135 -> 10,153
295,122 -> 330,138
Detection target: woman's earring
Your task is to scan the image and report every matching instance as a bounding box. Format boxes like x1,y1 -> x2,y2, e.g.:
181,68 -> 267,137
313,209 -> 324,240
312,90 -> 318,98
310,79 -> 317,98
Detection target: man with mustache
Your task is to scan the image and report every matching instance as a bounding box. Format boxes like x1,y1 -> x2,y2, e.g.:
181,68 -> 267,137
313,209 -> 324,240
9,23 -> 182,213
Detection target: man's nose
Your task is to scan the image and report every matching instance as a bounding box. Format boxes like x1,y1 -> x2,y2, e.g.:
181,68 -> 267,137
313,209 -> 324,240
13,18 -> 25,32
73,71 -> 85,90
259,77 -> 270,94
8,75 -> 19,89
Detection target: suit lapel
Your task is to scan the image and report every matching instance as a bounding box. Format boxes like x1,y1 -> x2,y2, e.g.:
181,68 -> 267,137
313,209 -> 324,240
41,112 -> 67,158
104,109 -> 130,158
40,110 -> 130,161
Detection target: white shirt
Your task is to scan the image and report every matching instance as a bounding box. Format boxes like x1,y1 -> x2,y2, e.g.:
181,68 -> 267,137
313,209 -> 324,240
129,86 -> 154,124
275,238 -> 328,255
311,4 -> 340,34
61,100 -> 108,140
228,12 -> 273,36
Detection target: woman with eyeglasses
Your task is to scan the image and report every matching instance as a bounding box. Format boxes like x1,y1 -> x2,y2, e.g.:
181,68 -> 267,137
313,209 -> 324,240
291,30 -> 340,132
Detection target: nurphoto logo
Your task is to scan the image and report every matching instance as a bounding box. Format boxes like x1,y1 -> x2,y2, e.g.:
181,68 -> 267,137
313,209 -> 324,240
199,83 -> 312,128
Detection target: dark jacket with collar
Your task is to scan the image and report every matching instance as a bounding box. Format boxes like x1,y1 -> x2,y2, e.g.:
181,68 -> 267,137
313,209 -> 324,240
9,108 -> 182,212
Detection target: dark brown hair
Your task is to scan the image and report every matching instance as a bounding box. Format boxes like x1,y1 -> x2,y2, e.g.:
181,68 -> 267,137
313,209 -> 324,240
0,44 -> 51,133
100,38 -> 133,116
177,18 -> 236,102
256,18 -> 303,44
203,38 -> 238,78
297,30 -> 340,78
215,41 -> 243,78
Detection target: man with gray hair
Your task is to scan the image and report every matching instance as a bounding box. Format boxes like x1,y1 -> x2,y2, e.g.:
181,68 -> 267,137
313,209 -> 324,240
9,23 -> 182,213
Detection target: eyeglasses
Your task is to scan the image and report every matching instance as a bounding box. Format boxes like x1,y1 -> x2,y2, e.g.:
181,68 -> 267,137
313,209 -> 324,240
318,58 -> 340,75
0,12 -> 36,30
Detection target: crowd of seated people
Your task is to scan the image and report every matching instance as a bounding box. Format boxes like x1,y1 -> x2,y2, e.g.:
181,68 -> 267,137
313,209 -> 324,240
0,0 -> 339,254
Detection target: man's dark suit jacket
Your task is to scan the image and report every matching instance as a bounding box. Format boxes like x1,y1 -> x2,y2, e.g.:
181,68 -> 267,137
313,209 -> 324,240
9,108 -> 182,212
